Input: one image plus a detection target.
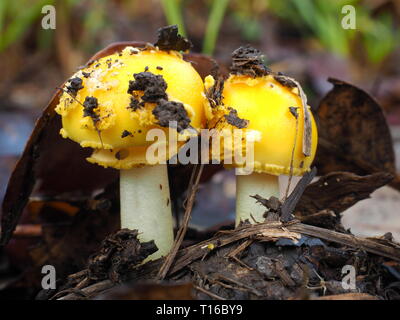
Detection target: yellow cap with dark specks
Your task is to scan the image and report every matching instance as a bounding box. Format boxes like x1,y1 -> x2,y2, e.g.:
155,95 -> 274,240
55,46 -> 206,169
204,73 -> 318,176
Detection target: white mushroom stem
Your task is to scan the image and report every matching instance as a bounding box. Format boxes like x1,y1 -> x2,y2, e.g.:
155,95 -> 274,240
120,164 -> 174,260
235,172 -> 280,226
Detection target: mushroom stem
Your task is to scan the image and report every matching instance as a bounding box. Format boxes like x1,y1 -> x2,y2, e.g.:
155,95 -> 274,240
120,164 -> 174,260
235,172 -> 279,226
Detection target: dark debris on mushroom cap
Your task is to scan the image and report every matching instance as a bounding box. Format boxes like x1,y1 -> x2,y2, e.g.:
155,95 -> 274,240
206,76 -> 225,109
66,77 -> 84,96
152,99 -> 191,133
274,72 -> 297,88
126,70 -> 192,132
83,96 -> 99,123
121,130 -> 133,138
154,25 -> 192,52
128,96 -> 142,111
224,108 -> 249,129
289,106 -> 299,119
230,45 -> 271,77
127,72 -> 168,102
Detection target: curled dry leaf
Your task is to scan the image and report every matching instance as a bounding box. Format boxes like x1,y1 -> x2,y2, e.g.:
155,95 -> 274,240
296,171 -> 394,218
1,42 -> 219,246
315,78 -> 399,190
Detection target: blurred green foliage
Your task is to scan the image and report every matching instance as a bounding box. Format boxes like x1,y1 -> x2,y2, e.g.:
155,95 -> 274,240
0,0 -> 54,51
203,0 -> 230,54
0,0 -> 398,65
230,0 -> 265,42
267,0 -> 400,64
161,0 -> 187,36
0,0 -> 109,52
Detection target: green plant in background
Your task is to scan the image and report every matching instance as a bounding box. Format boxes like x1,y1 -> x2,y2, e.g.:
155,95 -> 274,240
202,0 -> 230,55
267,0 -> 400,65
358,11 -> 400,65
160,0 -> 187,36
230,0 -> 266,42
159,0 -> 231,55
80,0 -> 109,51
1,0 -> 398,65
0,0 -> 55,52
0,0 -> 110,53
267,0 -> 358,56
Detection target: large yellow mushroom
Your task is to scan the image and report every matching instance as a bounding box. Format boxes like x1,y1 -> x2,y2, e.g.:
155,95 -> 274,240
204,46 -> 318,226
55,26 -> 206,260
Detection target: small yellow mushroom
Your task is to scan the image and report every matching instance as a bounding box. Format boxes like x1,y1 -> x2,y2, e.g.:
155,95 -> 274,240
204,46 -> 318,226
55,26 -> 206,260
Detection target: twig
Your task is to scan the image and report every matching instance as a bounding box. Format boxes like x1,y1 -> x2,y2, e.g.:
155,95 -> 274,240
288,223 -> 400,261
281,167 -> 317,222
157,164 -> 204,279
67,269 -> 88,281
274,260 -> 296,287
226,239 -> 253,258
229,255 -> 253,271
217,274 -> 263,296
76,277 -> 90,289
57,280 -> 113,300
284,108 -> 299,202
314,293 -> 379,300
50,288 -> 89,300
194,285 -> 226,300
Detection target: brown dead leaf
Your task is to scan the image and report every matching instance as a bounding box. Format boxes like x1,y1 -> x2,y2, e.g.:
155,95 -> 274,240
296,171 -> 393,218
315,78 -> 399,190
29,185 -> 120,283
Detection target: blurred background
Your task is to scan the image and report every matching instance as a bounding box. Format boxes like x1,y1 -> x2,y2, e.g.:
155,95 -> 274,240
1,0 -> 400,239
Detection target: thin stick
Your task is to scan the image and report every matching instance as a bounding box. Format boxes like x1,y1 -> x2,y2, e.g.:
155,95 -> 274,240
194,285 -> 226,300
57,280 -> 113,300
226,239 -> 253,258
314,293 -> 379,300
157,164 -> 204,279
284,109 -> 299,202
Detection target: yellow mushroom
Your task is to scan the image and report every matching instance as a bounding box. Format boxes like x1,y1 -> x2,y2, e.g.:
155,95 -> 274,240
55,26 -> 206,260
204,46 -> 318,226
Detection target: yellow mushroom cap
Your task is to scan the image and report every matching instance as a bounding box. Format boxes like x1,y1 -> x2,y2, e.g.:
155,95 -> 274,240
55,46 -> 206,169
204,73 -> 318,176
